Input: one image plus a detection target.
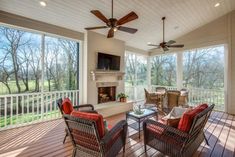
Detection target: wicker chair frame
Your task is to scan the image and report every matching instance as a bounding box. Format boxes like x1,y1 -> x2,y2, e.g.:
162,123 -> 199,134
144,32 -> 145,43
64,114 -> 127,157
143,104 -> 214,157
57,98 -> 97,144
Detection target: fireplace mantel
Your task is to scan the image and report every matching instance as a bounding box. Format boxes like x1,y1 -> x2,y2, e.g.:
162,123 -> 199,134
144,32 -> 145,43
90,70 -> 125,81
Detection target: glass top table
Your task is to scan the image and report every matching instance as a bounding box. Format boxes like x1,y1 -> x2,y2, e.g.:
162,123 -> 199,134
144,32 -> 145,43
126,108 -> 158,138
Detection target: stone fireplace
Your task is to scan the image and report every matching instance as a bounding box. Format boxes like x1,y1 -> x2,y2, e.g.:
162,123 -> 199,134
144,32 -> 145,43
98,86 -> 116,104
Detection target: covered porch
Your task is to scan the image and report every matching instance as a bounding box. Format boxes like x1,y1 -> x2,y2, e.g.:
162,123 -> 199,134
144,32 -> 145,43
0,1 -> 235,157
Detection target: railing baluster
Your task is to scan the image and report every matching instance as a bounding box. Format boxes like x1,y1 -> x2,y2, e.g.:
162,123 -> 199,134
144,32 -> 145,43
45,94 -> 47,120
53,93 -> 55,118
16,96 -> 18,125
4,97 -> 7,128
27,95 -> 29,124
32,95 -> 34,122
22,96 -> 24,125
68,91 -> 71,100
37,93 -> 39,121
73,91 -> 75,106
77,90 -> 79,105
10,96 -> 13,125
50,92 -> 52,119
41,93 -> 44,120
55,92 -> 58,118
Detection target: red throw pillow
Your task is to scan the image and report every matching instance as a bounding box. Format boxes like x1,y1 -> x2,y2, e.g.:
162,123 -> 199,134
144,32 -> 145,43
62,98 -> 74,114
158,118 -> 181,128
71,111 -> 105,138
178,104 -> 208,132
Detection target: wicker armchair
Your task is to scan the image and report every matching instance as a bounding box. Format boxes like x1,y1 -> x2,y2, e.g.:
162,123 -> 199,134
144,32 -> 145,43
143,104 -> 214,157
57,98 -> 97,144
64,114 -> 127,157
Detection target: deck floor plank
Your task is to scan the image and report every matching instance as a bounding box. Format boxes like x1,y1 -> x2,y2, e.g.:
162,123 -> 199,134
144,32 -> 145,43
193,111 -> 219,157
0,111 -> 234,157
199,111 -> 224,157
222,115 -> 235,157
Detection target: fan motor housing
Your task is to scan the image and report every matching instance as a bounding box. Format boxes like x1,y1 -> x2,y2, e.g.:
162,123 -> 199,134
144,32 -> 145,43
107,18 -> 118,27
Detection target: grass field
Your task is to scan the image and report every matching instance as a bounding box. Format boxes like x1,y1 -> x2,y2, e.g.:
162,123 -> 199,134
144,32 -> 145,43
0,110 -> 59,128
0,80 -> 68,95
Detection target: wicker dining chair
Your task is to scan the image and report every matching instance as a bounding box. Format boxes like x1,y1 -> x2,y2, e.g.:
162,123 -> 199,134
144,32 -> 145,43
144,88 -> 158,104
143,104 -> 214,157
155,87 -> 167,93
144,88 -> 167,115
164,90 -> 181,114
178,89 -> 189,107
155,87 -> 167,109
57,98 -> 97,144
64,114 -> 128,157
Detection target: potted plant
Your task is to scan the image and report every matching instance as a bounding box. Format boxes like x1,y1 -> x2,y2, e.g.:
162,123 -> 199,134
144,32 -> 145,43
117,93 -> 128,102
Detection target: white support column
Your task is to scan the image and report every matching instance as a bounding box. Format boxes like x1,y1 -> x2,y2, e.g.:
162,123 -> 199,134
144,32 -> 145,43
78,40 -> 84,104
224,44 -> 229,112
40,34 -> 45,118
176,52 -> 183,90
147,56 -> 151,91
82,32 -> 88,104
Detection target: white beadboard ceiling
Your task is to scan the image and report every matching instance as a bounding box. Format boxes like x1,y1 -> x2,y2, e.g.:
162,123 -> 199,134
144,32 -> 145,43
0,0 -> 234,51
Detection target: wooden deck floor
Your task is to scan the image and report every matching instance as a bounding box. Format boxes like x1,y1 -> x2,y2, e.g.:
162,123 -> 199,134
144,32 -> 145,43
0,111 -> 234,157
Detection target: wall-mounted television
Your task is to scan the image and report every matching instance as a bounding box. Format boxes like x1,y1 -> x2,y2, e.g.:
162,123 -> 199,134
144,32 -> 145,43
97,52 -> 120,71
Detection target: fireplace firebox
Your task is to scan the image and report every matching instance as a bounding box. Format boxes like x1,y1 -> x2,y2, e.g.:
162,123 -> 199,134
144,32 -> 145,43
98,86 -> 116,104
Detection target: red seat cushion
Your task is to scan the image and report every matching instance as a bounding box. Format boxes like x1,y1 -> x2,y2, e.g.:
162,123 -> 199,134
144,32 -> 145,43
178,103 -> 208,132
62,98 -> 74,114
71,111 -> 105,138
146,124 -> 186,149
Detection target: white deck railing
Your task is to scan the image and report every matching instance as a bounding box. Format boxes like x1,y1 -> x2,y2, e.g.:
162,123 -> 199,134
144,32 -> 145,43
0,90 -> 79,130
125,85 -> 224,111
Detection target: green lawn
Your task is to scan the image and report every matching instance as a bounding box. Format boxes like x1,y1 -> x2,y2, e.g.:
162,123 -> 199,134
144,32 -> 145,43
0,80 -> 62,95
0,110 -> 60,128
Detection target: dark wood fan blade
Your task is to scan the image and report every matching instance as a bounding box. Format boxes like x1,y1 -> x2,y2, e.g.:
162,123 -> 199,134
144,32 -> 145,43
107,28 -> 114,38
118,26 -> 137,34
166,40 -> 176,45
163,47 -> 169,51
85,26 -> 108,30
148,44 -> 160,47
91,10 -> 109,23
168,44 -> 184,48
117,11 -> 138,25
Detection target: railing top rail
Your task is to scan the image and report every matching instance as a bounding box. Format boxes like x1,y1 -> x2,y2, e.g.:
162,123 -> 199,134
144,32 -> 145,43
150,85 -> 224,92
0,90 -> 79,97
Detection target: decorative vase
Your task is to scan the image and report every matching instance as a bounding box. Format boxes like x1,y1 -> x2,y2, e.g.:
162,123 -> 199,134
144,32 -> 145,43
133,103 -> 144,115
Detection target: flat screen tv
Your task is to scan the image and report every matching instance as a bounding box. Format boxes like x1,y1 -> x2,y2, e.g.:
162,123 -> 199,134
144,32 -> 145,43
97,52 -> 120,71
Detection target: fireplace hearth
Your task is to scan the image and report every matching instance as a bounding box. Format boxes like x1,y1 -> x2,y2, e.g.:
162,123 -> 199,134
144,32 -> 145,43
98,86 -> 116,104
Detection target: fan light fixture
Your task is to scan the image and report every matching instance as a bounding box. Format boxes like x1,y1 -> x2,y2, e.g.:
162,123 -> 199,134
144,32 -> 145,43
214,3 -> 220,7
39,1 -> 47,7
